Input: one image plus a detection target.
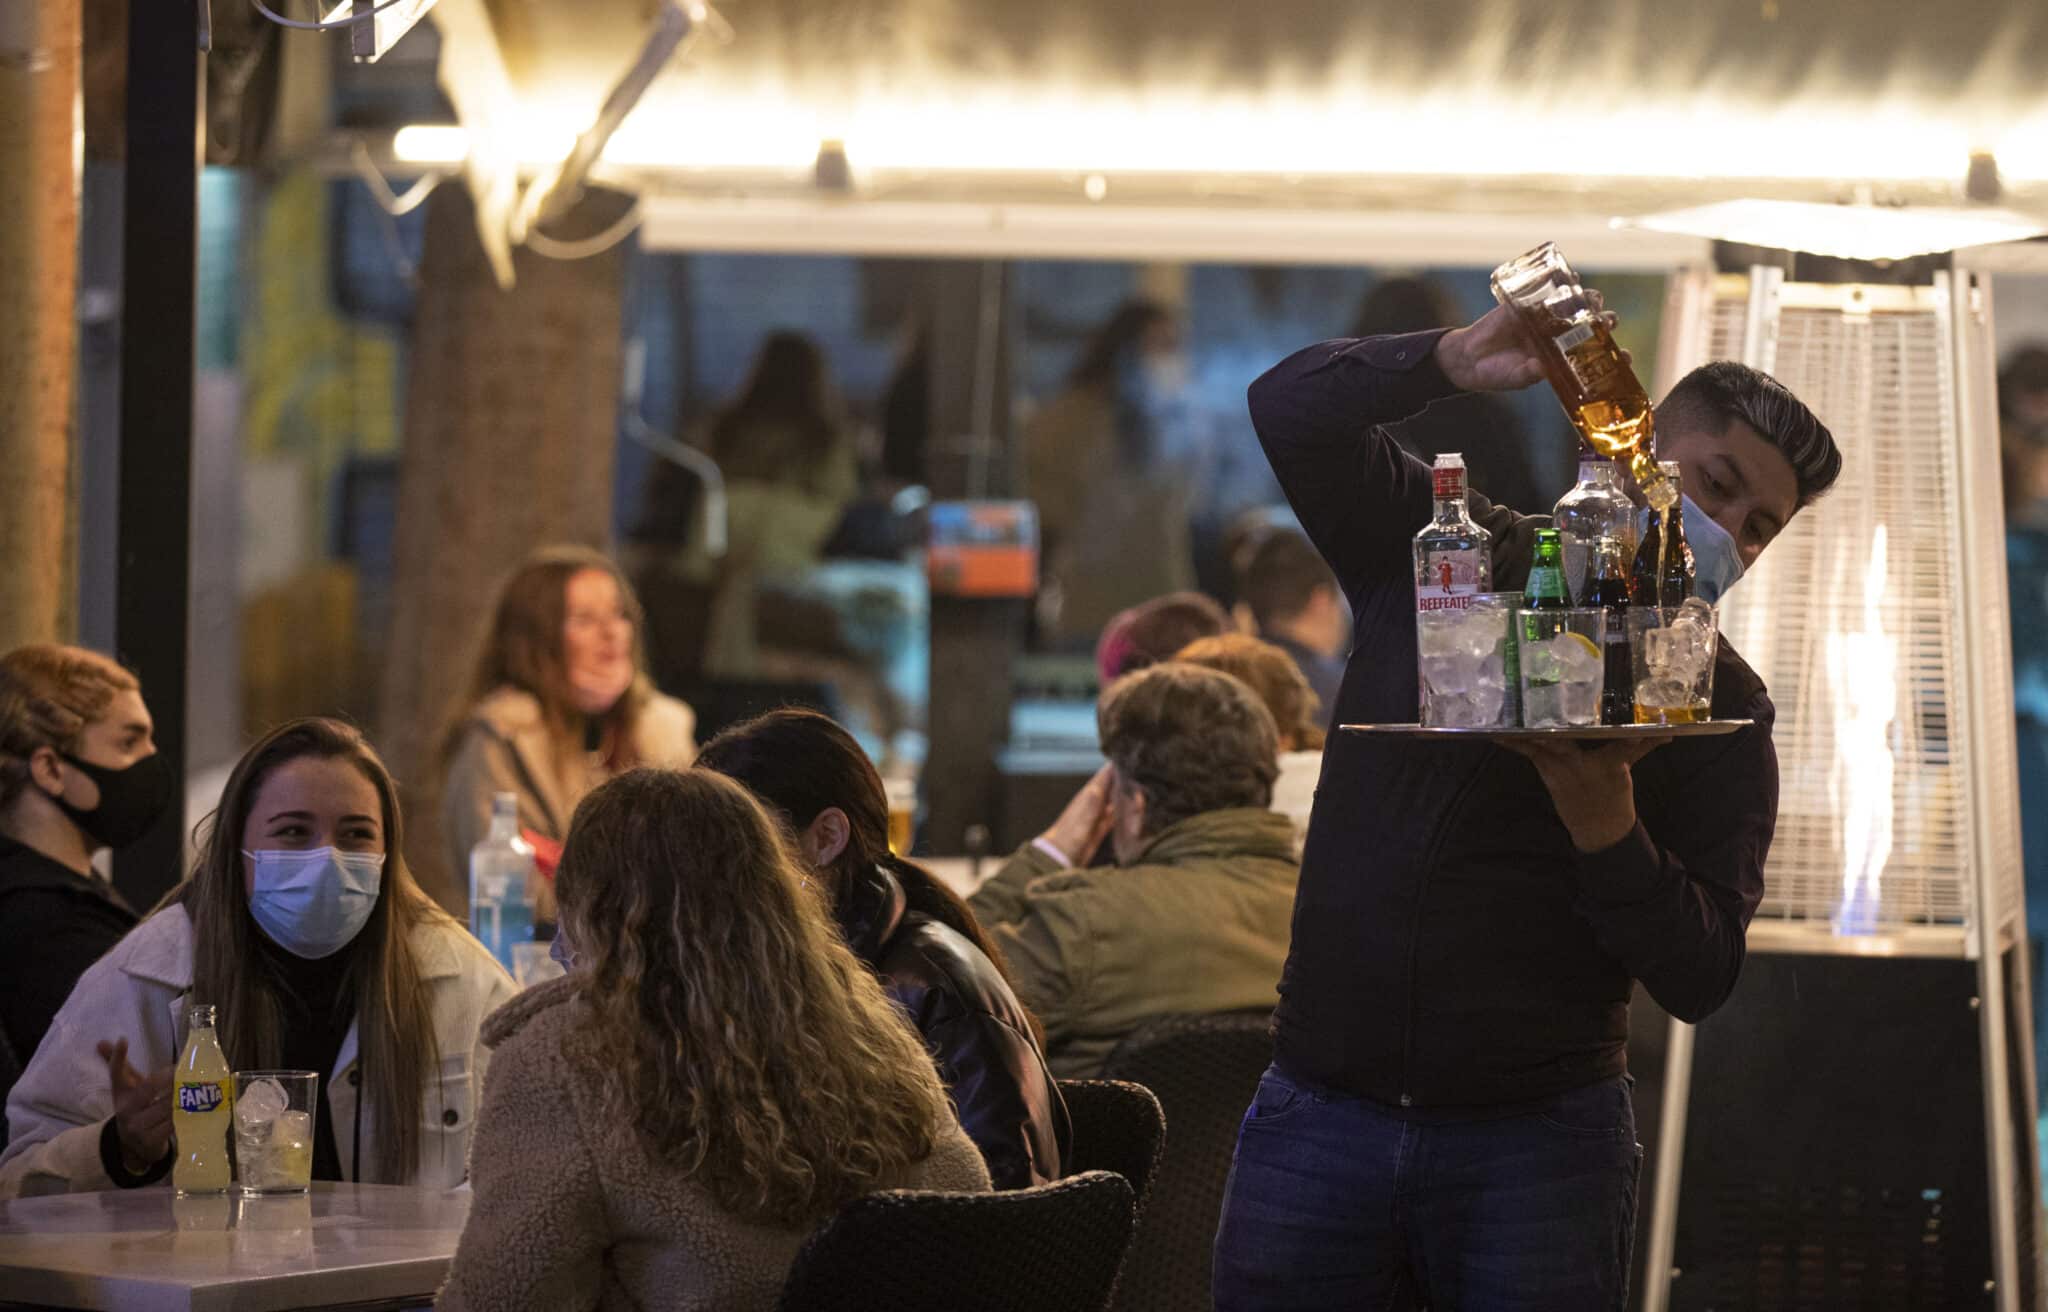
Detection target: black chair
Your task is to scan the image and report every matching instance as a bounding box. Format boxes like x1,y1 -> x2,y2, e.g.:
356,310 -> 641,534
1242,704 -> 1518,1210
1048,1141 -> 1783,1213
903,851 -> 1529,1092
776,1170 -> 1137,1312
1057,1079 -> 1167,1214
1099,1012 -> 1275,1312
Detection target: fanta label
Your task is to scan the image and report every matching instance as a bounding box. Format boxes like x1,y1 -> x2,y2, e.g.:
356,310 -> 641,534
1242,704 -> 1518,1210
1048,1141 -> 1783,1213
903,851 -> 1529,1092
178,1081 -> 224,1115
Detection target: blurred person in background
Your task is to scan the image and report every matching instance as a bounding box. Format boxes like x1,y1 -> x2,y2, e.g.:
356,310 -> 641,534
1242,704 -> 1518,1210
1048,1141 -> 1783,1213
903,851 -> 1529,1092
1999,344 -> 2048,437
2001,342 -> 2048,1088
441,547 -> 696,921
1175,634 -> 1326,850
709,330 -> 861,529
880,324 -> 932,489
629,330 -> 902,744
1094,590 -> 1232,685
970,663 -> 1298,1076
625,331 -> 865,681
1027,300 -> 1202,644
1234,528 -> 1350,719
3,718 -> 513,1197
1351,276 -> 1546,512
437,768 -> 988,1311
0,647 -> 166,1119
696,709 -> 1068,1190
700,331 -> 862,673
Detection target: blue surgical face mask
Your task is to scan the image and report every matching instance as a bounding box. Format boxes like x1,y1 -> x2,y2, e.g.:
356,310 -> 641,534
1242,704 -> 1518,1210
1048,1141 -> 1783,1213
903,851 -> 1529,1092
243,847 -> 384,959
1683,492 -> 1746,605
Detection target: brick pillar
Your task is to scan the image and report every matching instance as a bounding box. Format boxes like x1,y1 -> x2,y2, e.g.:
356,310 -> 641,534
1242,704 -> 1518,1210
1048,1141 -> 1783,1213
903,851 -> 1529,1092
0,0 -> 82,648
381,183 -> 628,911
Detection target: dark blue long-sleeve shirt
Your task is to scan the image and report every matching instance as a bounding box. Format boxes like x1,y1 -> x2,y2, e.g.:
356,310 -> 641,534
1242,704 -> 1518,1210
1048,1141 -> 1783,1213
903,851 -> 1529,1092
1254,331 -> 1776,1108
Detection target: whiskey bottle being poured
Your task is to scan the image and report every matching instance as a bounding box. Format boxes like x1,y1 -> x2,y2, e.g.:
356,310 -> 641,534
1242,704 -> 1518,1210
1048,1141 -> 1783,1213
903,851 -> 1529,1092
1489,242 -> 1678,517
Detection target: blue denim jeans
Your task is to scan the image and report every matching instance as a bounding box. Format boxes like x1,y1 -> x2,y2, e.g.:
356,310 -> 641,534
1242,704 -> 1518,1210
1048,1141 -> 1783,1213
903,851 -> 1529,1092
1213,1064 -> 1643,1311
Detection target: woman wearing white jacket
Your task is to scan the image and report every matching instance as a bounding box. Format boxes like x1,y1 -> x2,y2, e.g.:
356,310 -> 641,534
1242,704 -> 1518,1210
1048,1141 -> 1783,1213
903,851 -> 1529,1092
1,717 -> 514,1197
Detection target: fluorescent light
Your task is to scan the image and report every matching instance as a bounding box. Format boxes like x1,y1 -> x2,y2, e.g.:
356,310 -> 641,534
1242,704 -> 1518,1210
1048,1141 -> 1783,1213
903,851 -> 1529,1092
636,195 -> 1711,269
387,93 -> 2048,187
392,125 -> 472,164
1619,200 -> 2047,260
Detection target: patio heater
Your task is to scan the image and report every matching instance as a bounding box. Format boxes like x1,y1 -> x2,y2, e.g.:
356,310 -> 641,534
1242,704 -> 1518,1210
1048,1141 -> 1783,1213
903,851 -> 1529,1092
1630,204 -> 2047,1312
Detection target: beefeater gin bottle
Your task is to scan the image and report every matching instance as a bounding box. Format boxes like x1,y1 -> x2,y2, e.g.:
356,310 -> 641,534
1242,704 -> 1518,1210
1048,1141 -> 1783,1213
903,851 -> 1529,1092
1413,452 -> 1492,614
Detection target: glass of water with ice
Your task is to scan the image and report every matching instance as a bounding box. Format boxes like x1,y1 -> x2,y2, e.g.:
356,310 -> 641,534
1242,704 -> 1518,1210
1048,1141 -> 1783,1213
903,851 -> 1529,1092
234,1071 -> 319,1195
1516,608 -> 1607,727
1417,595 -> 1516,728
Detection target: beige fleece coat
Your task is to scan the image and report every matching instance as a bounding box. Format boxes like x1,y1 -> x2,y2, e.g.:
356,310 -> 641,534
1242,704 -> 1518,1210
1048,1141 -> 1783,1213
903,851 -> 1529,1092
440,687 -> 696,910
436,978 -> 991,1312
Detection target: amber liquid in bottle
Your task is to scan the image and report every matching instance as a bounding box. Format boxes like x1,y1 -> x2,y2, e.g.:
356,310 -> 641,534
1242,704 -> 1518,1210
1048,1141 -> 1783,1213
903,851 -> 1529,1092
1509,303 -> 1684,594
1509,305 -> 1673,510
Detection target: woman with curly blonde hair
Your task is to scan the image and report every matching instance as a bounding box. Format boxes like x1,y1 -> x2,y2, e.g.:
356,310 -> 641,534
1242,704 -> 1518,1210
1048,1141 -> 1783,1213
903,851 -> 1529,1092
438,767 -> 989,1312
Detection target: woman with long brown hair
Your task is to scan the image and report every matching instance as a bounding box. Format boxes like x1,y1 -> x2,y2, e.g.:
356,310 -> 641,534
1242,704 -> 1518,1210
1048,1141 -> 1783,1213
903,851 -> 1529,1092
438,768 -> 987,1311
441,545 -> 695,914
697,709 -> 1068,1190
1,718 -> 514,1196
1025,299 -> 1202,641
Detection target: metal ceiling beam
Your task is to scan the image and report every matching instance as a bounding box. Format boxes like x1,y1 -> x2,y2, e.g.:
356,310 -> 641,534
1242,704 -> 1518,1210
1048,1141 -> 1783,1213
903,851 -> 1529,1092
637,195 -> 1713,270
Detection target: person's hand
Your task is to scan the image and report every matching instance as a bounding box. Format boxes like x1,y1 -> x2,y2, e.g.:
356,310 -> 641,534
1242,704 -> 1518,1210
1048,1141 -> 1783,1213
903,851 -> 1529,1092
1435,293 -> 1625,394
97,1038 -> 174,1173
1039,764 -> 1116,866
1501,736 -> 1670,853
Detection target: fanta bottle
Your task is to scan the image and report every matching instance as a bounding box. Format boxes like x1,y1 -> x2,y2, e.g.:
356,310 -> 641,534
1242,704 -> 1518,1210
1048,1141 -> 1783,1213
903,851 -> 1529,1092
173,1004 -> 234,1195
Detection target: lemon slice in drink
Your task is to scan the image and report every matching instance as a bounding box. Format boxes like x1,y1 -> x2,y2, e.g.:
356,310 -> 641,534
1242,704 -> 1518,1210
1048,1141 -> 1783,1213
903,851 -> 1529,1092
1566,632 -> 1602,663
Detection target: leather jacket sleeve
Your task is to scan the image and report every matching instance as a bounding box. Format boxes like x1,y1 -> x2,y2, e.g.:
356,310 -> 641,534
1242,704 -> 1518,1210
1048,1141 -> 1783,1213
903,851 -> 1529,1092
884,924 -> 1070,1190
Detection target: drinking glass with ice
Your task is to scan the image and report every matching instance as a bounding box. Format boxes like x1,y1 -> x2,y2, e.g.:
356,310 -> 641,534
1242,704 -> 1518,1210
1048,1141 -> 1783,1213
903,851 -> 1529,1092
233,1071 -> 318,1195
1628,600 -> 1718,725
1517,608 -> 1607,727
1418,596 -> 1514,728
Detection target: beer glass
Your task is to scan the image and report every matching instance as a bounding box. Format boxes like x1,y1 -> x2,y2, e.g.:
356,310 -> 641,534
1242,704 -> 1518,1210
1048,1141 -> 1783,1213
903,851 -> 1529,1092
883,776 -> 917,855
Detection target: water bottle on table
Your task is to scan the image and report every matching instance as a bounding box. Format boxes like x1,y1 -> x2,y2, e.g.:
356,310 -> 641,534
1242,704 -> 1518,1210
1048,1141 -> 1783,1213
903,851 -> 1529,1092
470,792 -> 536,974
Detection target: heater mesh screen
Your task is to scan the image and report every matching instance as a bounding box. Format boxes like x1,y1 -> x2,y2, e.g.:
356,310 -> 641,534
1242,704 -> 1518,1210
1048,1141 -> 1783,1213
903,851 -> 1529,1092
1673,280 -> 2021,934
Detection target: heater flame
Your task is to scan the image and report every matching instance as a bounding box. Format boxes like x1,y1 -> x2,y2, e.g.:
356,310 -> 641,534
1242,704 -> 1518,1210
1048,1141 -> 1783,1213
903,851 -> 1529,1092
1828,525 -> 1897,935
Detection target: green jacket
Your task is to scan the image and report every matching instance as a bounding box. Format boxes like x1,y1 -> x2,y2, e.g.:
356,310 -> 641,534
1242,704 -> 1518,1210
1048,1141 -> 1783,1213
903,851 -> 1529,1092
969,808 -> 1301,1078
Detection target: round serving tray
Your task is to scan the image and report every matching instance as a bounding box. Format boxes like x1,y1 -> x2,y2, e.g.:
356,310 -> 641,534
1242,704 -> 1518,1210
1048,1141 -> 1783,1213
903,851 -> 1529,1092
1338,719 -> 1752,741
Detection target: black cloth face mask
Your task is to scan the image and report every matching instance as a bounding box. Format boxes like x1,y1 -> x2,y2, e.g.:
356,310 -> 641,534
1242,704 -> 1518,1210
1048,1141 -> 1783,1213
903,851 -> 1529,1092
52,750 -> 175,850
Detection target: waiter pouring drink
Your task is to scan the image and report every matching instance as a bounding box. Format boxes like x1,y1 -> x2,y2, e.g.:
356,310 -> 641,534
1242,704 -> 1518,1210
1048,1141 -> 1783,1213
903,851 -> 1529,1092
1212,244 -> 1844,1311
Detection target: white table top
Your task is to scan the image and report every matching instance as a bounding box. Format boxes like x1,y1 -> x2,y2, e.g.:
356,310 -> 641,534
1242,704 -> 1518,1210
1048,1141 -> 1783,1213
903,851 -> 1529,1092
0,1183 -> 469,1311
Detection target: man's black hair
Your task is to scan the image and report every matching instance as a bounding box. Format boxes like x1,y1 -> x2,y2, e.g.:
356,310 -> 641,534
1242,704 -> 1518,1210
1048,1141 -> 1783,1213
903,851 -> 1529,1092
1658,362 -> 1842,507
